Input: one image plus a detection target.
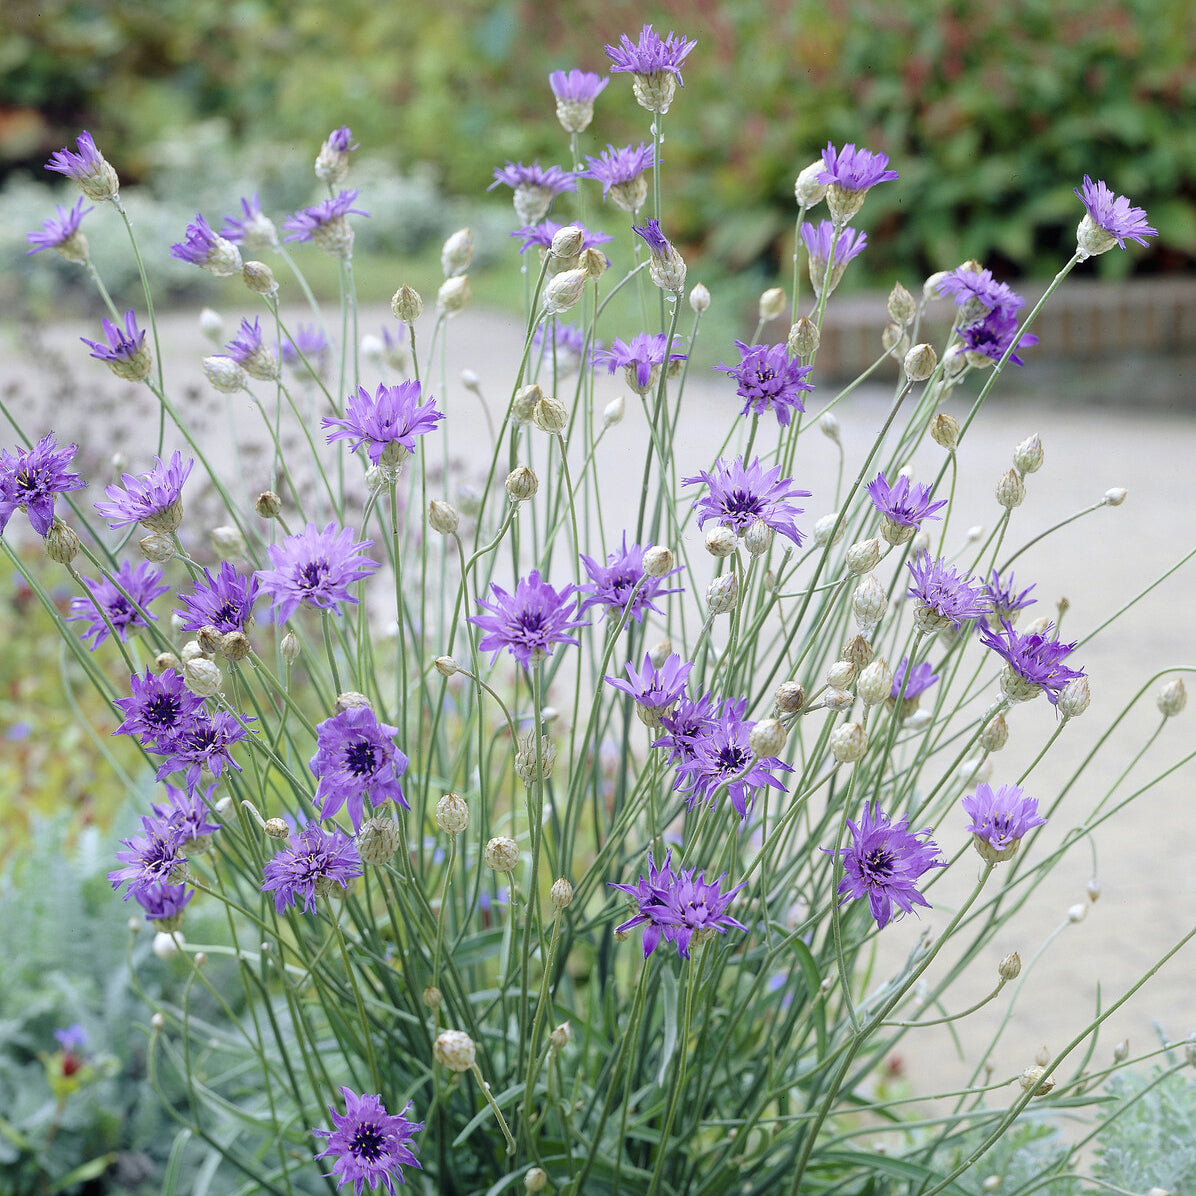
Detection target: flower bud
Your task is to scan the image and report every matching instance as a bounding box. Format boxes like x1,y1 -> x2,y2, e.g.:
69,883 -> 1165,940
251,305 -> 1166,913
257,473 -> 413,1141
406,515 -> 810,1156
1157,678 -> 1187,717
749,718 -> 786,758
263,817 -> 290,840
826,659 -> 855,690
852,574 -> 887,629
1087,877 -> 1102,903
506,465 -> 539,503
995,469 -> 1026,510
887,282 -> 917,326
830,722 -> 868,763
1103,487 -> 1127,506
525,1168 -> 548,1193
152,931 -> 183,960
705,526 -> 738,558
641,546 -> 675,578
156,651 -> 181,672
280,631 -> 300,664
1057,677 -> 1090,719
221,631 -> 251,662
138,533 -> 175,563
550,877 -> 574,909
931,413 -> 959,451
1013,433 -> 1044,475
1067,902 -> 1087,923
813,513 -> 844,547
846,537 -> 882,575
882,322 -> 909,356
391,285 -> 423,323
357,817 -> 401,866
428,499 -> 459,535
203,354 -> 246,394
549,1022 -> 571,1052
787,317 -> 819,358
255,491 -> 282,519
423,985 -> 442,1009
904,343 -> 938,381
242,260 -> 278,297
437,275 -> 471,315
441,228 -> 474,277
706,573 -> 739,615
857,658 -> 893,706
434,1029 -> 476,1072
579,246 -> 607,279
602,394 -> 625,427
644,639 -> 671,670
819,412 -> 841,443
823,687 -> 853,712
211,525 -> 248,558
774,681 -> 806,715
435,793 -> 469,836
512,383 -> 543,425
1018,1066 -> 1055,1097
533,396 -> 569,435
743,518 -> 775,558
689,283 -> 711,313
44,518 -> 80,563
549,224 -> 585,261
199,307 -> 223,341
979,714 -> 1009,752
180,640 -> 205,664
543,268 -> 588,314
794,160 -> 828,208
758,287 -> 787,322
484,836 -> 519,873
842,635 -> 873,671
514,730 -> 557,784
334,692 -> 371,714
184,657 -> 223,697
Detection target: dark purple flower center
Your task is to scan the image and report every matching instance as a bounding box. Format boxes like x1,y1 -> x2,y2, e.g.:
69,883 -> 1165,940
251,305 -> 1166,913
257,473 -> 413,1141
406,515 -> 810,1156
300,560 -> 330,589
144,694 -> 182,728
716,744 -> 749,773
351,1122 -> 385,1161
109,597 -> 134,625
344,739 -> 377,776
863,846 -> 895,881
607,568 -> 638,600
212,600 -> 239,626
15,468 -> 38,496
723,488 -> 764,518
186,727 -> 217,752
755,367 -> 776,384
516,611 -> 545,633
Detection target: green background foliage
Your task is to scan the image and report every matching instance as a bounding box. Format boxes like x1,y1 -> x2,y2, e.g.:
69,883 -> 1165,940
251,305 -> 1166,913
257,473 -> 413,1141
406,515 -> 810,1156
3,0 -> 1193,283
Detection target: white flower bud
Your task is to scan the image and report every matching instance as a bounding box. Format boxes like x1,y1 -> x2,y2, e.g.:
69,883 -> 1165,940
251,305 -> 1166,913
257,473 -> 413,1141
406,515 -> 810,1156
202,354 -> 246,394
427,500 -> 459,535
819,412 -> 840,443
1057,677 -> 1090,719
533,396 -> 569,435
1157,677 -> 1187,717
857,658 -> 893,705
506,465 -> 539,503
423,984 -> 442,1009
357,817 -> 401,866
883,322 -> 910,356
846,537 -> 883,574
550,877 -> 574,909
484,836 -> 519,873
514,731 -> 556,785
931,413 -> 960,450
280,631 -> 300,664
437,274 -> 471,315
888,282 -> 917,325
826,659 -> 855,690
823,687 -> 853,712
136,533 -> 174,563
998,951 -> 1022,981
434,1029 -> 476,1072
184,657 -> 223,697
749,718 -> 786,758
1013,433 -> 1044,475
979,714 -> 1009,752
1018,1066 -> 1055,1096
774,681 -> 806,715
706,573 -> 739,615
549,224 -> 585,260
743,518 -> 774,557
435,793 -> 469,836
852,574 -> 887,629
525,1167 -> 549,1193
44,519 -> 81,564
1087,877 -> 1102,903
242,260 -> 278,297
648,639 -> 672,669
549,1022 -> 571,1052
152,931 -> 184,960
602,394 -> 625,427
642,546 -> 675,577
787,316 -> 820,357
211,525 -> 248,558
794,160 -> 828,207
995,469 -> 1026,509
705,526 -> 738,558
830,722 -> 868,762
1067,902 -> 1087,924
1103,487 -> 1127,506
904,343 -> 938,381
441,228 -> 474,277
689,282 -> 711,313
391,285 -> 423,323
814,513 -> 844,547
758,286 -> 787,322
199,307 -> 224,341
543,268 -> 588,314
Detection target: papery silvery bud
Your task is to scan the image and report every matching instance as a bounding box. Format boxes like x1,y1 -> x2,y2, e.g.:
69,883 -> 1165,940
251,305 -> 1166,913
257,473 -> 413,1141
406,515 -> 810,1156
842,635 -> 873,671
1067,902 -> 1087,923
203,354 -> 246,394
814,513 -> 844,547
514,730 -> 557,784
364,465 -> 391,494
911,529 -> 931,557
857,658 -> 893,705
484,836 -> 519,873
335,691 -> 371,713
441,228 -> 474,277
853,574 -> 887,629
434,656 -> 459,677
280,631 -> 300,664
826,659 -> 855,690
184,657 -> 223,697
744,519 -> 774,557
602,395 -> 625,427
512,384 -> 543,424
1013,433 -> 1044,475
846,537 -> 882,574
1158,678 -> 1187,717
706,573 -> 739,615
819,412 -> 841,443
980,1178 -> 1001,1194
931,413 -> 960,450
357,817 -> 401,866
998,951 -> 1022,981
888,282 -> 917,325
506,465 -> 539,503
391,285 -> 423,323
254,491 -> 282,520
423,984 -> 442,1009
759,287 -> 787,322
533,396 -> 569,435
794,160 -> 828,207
642,546 -> 675,577
1076,213 -> 1120,258
242,260 -> 278,297
221,631 -> 251,662
1087,877 -> 1102,903
434,1029 -> 476,1072
979,714 -> 1009,752
435,792 -> 469,836
830,722 -> 868,763
180,640 -> 205,664
211,525 -> 248,558
550,224 -> 585,260
689,282 -> 711,313
44,518 -> 80,564
437,275 -> 471,315
774,681 -> 806,714
1057,677 -> 1090,719
428,499 -> 459,535
996,470 -> 1026,510
550,877 -> 574,909
152,930 -> 184,960
544,268 -> 588,314
199,307 -> 224,342
361,333 -> 384,364
749,718 -> 786,758
823,687 -> 853,712
1103,487 -> 1127,506
525,1167 -> 548,1193
787,317 -> 819,358
1018,1066 -> 1055,1096
1112,1039 -> 1129,1062
882,323 -> 909,356
904,343 -> 938,381
155,651 -> 181,672
705,526 -> 738,558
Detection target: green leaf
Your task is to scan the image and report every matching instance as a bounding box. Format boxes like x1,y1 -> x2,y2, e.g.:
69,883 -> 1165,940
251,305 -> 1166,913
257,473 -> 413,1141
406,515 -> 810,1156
657,966 -> 680,1087
48,1152 -> 117,1194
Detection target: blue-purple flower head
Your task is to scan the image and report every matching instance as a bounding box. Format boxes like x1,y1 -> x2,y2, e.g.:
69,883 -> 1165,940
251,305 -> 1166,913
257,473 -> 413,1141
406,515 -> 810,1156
511,220 -> 612,267
825,802 -> 944,929
606,652 -> 693,725
531,321 -> 600,378
867,472 -> 947,542
109,813 -> 188,901
221,194 -> 279,253
323,381 -> 444,468
906,551 -> 989,633
224,316 -> 280,381
94,450 -> 194,533
963,782 -> 1047,864
316,126 -> 360,184
582,142 -> 655,212
26,198 -> 92,262
632,218 -> 687,292
685,455 -> 811,547
113,668 -> 207,751
313,1086 -> 423,1194
960,306 -> 1038,367
261,821 -> 362,914
597,332 -> 687,395
154,710 -> 251,792
979,618 -> 1085,705
981,568 -> 1036,630
549,69 -> 608,133
468,569 -> 587,670
655,693 -> 742,767
1074,175 -> 1157,257
578,535 -> 683,623
67,560 -> 169,649
150,784 -> 222,851
800,220 -> 868,296
81,310 -> 152,382
309,705 -> 410,832
134,881 -> 194,929
715,340 -> 814,428
0,433 -> 86,537
817,141 -> 898,222
256,522 -> 379,624
610,850 -> 745,961
174,561 -> 259,634
45,131 -> 119,202
605,25 -> 696,113
489,161 -> 576,224
890,657 -> 939,703
937,266 -> 1024,327
170,213 -> 243,277
54,1025 -> 88,1052
283,190 -> 368,258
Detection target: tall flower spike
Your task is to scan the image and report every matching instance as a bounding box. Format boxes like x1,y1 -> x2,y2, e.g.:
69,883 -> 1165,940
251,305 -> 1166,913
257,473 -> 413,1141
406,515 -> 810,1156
1074,175 -> 1157,258
549,69 -> 608,134
81,310 -> 152,383
45,131 -> 119,202
605,23 -> 697,114
26,198 -> 93,263
0,433 -> 86,537
715,340 -> 814,428
256,522 -> 379,624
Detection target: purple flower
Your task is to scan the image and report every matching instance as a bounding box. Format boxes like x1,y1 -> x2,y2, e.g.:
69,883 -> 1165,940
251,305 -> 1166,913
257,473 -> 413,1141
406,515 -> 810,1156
489,162 -> 576,224
654,692 -> 734,766
632,217 -> 670,255
313,1087 -> 423,1194
281,324 -> 331,374
675,713 -> 791,820
890,658 -> 939,701
582,143 -> 655,210
256,522 -> 379,623
94,450 -> 194,532
54,1025 -> 87,1051
134,881 -> 194,926
0,433 -> 86,537
578,535 -> 683,623
67,560 -> 169,649
154,710 -> 250,790
825,802 -> 944,929
981,568 -> 1036,627
937,267 -> 1024,326
715,340 -> 814,428
510,219 -> 612,257
816,141 -> 898,192
605,24 -> 697,84
632,218 -> 687,291
261,822 -> 362,914
322,381 -> 444,467
150,784 -> 221,850
905,551 -> 989,632
962,781 -> 1047,863
224,316 -> 280,381
113,668 -> 206,750
309,706 -> 410,832
549,69 -> 608,104
109,813 -> 188,899
44,131 -> 118,201
81,310 -> 151,382
800,220 -> 868,294
221,194 -> 279,251
468,570 -> 587,669
867,473 -> 947,529
596,332 -> 687,394
606,652 -> 693,716
532,321 -> 600,377
282,190 -> 369,257
960,307 -> 1038,367
26,198 -> 92,258
1074,175 -> 1157,253
174,561 -> 259,634
169,213 -> 242,276
610,851 -> 745,961
978,618 -> 1085,705
684,456 -> 811,546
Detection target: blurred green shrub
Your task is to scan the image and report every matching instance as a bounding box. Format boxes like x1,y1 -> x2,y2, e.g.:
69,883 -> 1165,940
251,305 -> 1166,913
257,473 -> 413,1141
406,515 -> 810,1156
3,0 -> 1193,283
